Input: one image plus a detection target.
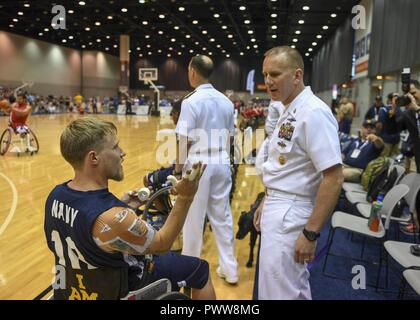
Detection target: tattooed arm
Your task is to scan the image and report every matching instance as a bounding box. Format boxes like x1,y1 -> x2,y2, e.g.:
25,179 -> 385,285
93,163 -> 204,255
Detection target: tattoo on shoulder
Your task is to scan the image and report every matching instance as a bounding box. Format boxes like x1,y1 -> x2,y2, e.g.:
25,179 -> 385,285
114,209 -> 129,223
129,218 -> 149,237
109,238 -> 138,255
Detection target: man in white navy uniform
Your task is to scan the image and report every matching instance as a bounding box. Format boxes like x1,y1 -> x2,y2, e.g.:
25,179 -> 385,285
253,46 -> 344,299
175,55 -> 239,284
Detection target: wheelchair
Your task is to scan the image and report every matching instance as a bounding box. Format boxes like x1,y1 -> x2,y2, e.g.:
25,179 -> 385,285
0,121 -> 39,156
40,277 -> 189,300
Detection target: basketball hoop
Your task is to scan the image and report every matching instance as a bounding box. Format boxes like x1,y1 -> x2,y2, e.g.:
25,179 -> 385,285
14,80 -> 34,96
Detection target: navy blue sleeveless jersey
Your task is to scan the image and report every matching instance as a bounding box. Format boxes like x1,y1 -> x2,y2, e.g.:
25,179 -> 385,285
44,181 -> 145,300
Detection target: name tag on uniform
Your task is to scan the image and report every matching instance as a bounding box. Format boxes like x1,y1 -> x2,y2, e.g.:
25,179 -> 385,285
351,149 -> 361,158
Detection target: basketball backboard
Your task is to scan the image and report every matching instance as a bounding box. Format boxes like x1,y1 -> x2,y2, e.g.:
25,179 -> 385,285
139,68 -> 158,82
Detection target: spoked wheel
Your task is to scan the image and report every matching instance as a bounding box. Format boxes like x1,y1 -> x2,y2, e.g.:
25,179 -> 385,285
141,186 -> 174,230
0,128 -> 12,155
28,128 -> 39,153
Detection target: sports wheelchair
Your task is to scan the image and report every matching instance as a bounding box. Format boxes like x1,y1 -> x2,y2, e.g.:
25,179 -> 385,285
0,121 -> 39,156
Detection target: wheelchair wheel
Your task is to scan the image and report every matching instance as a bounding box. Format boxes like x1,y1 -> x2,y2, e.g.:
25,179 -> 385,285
0,128 -> 12,155
141,186 -> 174,230
28,128 -> 39,153
156,292 -> 190,300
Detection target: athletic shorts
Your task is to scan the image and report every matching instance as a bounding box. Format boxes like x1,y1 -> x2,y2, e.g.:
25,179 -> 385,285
150,251 -> 209,290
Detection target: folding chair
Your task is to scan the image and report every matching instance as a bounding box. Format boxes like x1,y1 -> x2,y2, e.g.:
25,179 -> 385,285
323,184 -> 409,290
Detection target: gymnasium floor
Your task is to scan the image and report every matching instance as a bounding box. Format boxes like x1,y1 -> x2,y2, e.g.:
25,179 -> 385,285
0,113 -> 264,300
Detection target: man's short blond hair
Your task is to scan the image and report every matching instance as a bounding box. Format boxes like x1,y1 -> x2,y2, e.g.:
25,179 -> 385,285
264,46 -> 304,72
60,117 -> 117,168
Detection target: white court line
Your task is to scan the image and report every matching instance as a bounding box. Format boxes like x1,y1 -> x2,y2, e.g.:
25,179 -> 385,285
0,172 -> 18,237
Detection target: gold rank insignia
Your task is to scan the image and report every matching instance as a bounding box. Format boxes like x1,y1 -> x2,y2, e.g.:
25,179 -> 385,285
278,155 -> 287,165
278,122 -> 295,141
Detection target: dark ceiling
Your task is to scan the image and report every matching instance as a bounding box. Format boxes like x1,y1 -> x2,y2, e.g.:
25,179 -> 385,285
0,0 -> 360,60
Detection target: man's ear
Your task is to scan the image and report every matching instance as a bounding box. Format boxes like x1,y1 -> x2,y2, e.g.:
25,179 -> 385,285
88,151 -> 99,164
294,68 -> 303,84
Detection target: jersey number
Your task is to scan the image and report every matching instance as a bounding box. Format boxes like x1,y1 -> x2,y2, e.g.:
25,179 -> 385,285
51,230 -> 96,269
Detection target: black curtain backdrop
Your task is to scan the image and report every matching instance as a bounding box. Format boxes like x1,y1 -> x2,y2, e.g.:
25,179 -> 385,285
368,0 -> 420,77
311,17 -> 355,92
130,56 -> 266,92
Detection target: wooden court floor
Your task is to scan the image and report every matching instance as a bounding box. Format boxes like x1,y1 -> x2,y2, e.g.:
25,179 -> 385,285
0,114 -> 264,300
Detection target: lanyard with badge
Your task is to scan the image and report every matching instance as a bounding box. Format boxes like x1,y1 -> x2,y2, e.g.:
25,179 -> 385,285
374,107 -> 379,121
350,140 -> 368,159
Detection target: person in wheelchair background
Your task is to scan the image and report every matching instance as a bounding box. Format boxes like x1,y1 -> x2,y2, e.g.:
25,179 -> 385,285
44,117 -> 216,300
10,92 -> 32,136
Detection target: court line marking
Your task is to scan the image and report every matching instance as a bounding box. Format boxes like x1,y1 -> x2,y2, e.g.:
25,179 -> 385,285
0,172 -> 18,237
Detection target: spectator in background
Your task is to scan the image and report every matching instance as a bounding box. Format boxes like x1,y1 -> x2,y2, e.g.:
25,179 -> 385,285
337,96 -> 354,134
331,98 -> 339,116
342,119 -> 384,182
377,92 -> 402,157
398,79 -> 420,174
365,95 -> 384,122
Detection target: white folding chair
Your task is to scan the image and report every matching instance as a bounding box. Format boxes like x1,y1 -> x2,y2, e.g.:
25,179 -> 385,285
399,269 -> 420,298
323,184 -> 410,289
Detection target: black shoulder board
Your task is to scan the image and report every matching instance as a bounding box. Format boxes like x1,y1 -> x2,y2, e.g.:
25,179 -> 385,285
183,90 -> 196,100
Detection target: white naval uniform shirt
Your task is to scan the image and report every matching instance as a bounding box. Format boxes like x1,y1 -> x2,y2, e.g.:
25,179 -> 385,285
255,100 -> 285,175
265,100 -> 285,138
262,86 -> 342,199
175,83 -> 235,165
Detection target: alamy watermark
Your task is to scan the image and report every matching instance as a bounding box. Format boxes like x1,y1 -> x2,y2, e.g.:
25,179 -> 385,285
51,5 -> 66,30
352,5 -> 367,30
351,265 -> 367,290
